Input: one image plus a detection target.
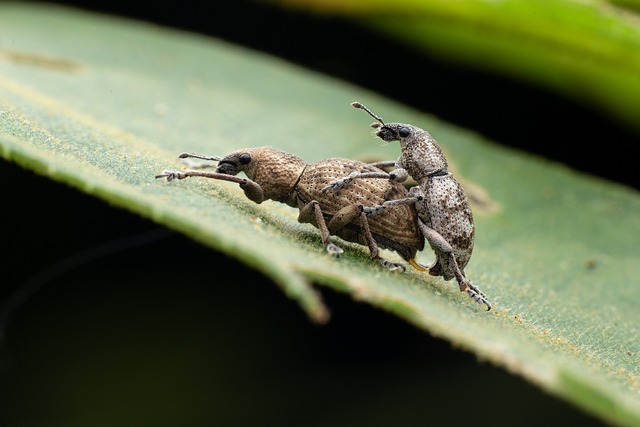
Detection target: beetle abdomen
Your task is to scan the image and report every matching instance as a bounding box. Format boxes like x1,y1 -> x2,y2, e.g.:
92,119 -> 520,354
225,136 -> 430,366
296,158 -> 425,259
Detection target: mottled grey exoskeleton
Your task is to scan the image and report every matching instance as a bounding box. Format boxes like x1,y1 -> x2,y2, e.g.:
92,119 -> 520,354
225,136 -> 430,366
156,146 -> 425,271
324,103 -> 491,310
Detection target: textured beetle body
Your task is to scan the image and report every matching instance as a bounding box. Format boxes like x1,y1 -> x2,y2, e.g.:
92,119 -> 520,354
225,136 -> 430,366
383,124 -> 475,279
411,173 -> 474,279
295,158 -> 424,261
156,146 -> 424,270
324,103 -> 490,309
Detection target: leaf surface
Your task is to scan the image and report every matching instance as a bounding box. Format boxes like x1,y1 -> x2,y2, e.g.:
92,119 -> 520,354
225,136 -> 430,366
1,4 -> 639,426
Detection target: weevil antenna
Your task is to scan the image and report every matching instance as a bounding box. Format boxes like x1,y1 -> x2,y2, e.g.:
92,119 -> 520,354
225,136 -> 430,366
178,152 -> 222,162
351,101 -> 385,125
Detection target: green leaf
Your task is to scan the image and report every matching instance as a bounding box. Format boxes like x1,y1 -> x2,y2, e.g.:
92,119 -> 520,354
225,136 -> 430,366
270,0 -> 640,135
1,3 -> 639,426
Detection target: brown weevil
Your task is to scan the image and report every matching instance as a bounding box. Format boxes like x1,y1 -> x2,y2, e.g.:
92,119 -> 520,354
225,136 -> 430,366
324,103 -> 491,310
155,146 -> 426,271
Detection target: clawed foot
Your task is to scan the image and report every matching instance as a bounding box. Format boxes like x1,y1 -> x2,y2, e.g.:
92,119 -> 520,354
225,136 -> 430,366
327,243 -> 344,257
378,258 -> 406,272
155,170 -> 188,181
463,283 -> 492,311
321,171 -> 358,193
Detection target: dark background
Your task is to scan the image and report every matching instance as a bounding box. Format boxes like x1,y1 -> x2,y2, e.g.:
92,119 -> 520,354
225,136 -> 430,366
2,1 -> 631,426
53,0 -> 640,191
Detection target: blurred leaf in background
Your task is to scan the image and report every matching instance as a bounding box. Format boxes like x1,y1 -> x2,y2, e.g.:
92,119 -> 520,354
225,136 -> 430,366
262,0 -> 640,192
269,0 -> 640,137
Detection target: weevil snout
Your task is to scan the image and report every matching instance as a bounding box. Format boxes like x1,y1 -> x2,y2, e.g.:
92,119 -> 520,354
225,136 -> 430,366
376,125 -> 398,142
374,123 -> 413,142
216,160 -> 240,175
215,152 -> 253,176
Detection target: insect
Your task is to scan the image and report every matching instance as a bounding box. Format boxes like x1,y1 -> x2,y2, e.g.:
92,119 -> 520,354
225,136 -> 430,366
155,146 -> 425,271
324,102 -> 491,310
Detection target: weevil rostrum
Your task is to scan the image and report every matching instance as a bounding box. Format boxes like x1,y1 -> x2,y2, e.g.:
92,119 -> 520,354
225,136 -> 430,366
324,102 -> 491,310
155,147 -> 426,272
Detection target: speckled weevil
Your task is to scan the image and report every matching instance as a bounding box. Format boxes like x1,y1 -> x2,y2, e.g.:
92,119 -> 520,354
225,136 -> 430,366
324,102 -> 491,310
155,146 -> 426,271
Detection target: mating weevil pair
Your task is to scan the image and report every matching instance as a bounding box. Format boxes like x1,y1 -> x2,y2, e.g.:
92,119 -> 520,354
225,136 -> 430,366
156,147 -> 426,272
155,103 -> 491,310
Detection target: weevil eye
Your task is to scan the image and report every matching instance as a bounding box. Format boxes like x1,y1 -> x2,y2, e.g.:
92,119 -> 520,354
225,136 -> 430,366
399,127 -> 411,138
239,153 -> 252,164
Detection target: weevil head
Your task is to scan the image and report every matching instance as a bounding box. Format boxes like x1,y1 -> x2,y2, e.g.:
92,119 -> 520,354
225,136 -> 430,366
352,101 -> 423,147
373,122 -> 448,179
352,101 -> 448,177
215,151 -> 250,176
216,146 -> 307,203
372,122 -> 422,145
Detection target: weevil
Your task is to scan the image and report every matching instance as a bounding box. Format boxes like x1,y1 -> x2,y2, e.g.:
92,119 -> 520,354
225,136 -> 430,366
155,146 -> 425,271
324,103 -> 491,310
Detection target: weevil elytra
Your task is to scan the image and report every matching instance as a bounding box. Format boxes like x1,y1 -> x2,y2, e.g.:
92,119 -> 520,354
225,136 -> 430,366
155,146 -> 425,271
324,103 -> 491,310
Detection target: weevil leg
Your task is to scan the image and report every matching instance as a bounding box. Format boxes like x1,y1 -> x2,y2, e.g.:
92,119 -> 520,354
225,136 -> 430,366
355,207 -> 406,272
155,169 -> 265,203
321,171 -> 392,193
324,204 -> 405,271
362,196 -> 421,217
465,282 -> 491,311
418,221 -> 491,310
322,166 -> 411,193
320,171 -> 357,193
453,268 -> 491,310
298,201 -> 344,257
367,160 -> 397,170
